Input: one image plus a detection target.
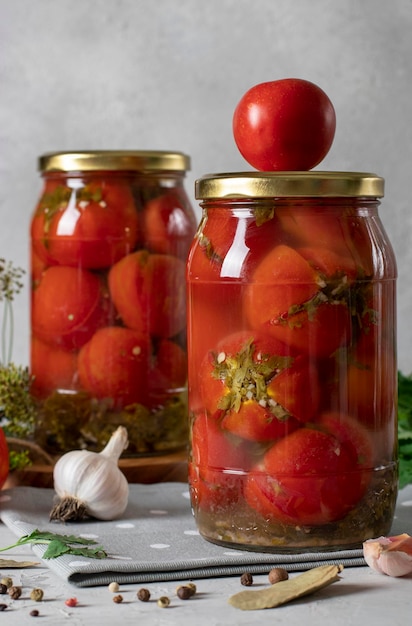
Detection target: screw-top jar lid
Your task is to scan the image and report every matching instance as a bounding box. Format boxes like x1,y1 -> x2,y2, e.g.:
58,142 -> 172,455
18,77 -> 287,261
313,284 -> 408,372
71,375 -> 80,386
39,150 -> 191,173
195,171 -> 384,199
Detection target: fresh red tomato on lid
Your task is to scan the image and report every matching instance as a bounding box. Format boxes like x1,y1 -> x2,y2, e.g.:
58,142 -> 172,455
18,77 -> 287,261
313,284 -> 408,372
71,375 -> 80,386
233,78 -> 336,171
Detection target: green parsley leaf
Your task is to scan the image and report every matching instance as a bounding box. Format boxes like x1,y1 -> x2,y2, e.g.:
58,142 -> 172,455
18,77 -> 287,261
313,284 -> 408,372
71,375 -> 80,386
43,539 -> 72,559
0,529 -> 108,560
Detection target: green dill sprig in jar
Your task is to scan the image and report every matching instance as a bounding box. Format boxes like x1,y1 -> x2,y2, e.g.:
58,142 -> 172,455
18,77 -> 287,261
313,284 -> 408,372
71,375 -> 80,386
0,363 -> 38,471
0,259 -> 24,365
0,259 -> 38,472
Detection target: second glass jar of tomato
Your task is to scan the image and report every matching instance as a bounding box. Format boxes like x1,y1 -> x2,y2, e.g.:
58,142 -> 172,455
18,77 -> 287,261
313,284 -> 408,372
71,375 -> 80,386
30,150 -> 197,456
187,171 -> 398,552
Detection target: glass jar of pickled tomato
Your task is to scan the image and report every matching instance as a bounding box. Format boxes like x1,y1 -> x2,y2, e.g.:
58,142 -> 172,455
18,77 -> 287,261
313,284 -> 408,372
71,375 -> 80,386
30,150 -> 197,456
187,171 -> 398,552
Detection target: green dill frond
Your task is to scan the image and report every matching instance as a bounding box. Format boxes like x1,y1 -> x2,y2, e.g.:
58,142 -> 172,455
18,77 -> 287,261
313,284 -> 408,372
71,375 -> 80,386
0,363 -> 37,439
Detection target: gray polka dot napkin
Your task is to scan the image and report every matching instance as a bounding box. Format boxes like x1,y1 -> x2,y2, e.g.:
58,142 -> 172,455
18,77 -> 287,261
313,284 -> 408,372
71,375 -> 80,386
1,483 -> 411,587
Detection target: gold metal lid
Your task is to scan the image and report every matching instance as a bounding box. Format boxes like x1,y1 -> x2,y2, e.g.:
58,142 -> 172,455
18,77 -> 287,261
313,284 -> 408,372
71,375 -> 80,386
39,150 -> 191,173
195,171 -> 384,199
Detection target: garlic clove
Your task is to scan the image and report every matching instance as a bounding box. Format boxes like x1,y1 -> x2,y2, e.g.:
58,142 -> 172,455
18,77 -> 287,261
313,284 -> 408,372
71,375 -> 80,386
50,426 -> 129,522
363,533 -> 412,577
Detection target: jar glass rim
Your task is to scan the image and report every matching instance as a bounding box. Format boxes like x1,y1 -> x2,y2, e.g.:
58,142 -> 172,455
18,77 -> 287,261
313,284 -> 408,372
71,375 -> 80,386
39,150 -> 191,173
195,171 -> 384,199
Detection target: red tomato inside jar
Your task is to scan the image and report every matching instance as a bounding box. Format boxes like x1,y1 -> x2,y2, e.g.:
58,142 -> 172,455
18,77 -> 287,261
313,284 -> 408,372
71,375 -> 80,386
30,151 -> 197,456
187,171 -> 398,552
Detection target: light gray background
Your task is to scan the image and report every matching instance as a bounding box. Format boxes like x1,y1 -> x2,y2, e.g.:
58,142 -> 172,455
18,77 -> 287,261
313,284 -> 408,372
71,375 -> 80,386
1,0 -> 411,372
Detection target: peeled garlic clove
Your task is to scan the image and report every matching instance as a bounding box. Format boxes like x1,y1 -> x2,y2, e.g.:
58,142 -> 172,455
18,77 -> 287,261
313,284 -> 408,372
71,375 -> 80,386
363,533 -> 412,577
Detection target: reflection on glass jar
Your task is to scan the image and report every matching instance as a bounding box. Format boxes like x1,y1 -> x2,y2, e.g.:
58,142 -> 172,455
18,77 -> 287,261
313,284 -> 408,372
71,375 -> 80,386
30,151 -> 197,456
187,171 -> 398,552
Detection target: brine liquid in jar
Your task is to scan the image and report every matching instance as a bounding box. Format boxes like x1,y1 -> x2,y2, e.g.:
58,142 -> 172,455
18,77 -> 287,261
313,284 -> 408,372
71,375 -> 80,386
30,151 -> 197,456
187,171 -> 398,552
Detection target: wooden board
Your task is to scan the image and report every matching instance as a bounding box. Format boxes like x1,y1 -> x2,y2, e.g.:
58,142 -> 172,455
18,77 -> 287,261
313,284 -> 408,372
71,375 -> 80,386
5,449 -> 189,489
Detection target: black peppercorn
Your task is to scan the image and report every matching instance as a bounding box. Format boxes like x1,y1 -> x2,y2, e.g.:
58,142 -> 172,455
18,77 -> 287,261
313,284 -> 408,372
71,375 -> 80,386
137,588 -> 151,602
240,572 -> 254,586
112,594 -> 123,604
268,567 -> 289,584
0,584 -> 7,595
30,609 -> 40,617
8,585 -> 22,600
0,604 -> 7,611
176,585 -> 193,600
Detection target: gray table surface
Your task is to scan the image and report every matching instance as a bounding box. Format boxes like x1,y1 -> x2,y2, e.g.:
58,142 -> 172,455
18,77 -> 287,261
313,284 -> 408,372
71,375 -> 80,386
0,522 -> 411,626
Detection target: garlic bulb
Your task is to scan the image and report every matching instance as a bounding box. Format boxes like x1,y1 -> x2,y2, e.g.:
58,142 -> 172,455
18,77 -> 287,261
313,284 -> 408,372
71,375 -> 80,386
50,426 -> 129,522
363,533 -> 412,577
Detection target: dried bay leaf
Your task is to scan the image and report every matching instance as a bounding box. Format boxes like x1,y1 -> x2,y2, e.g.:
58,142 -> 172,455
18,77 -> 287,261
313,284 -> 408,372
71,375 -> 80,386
0,558 -> 39,568
228,563 -> 344,610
